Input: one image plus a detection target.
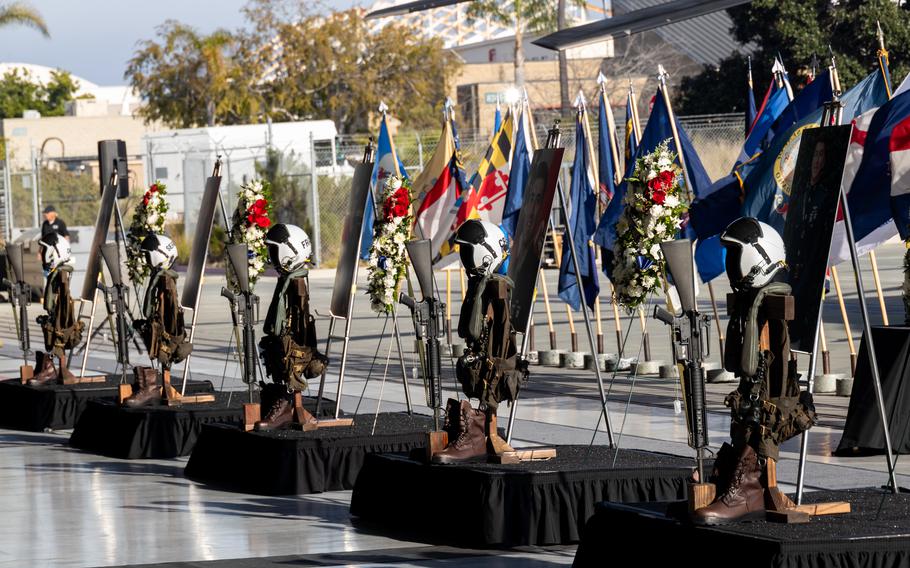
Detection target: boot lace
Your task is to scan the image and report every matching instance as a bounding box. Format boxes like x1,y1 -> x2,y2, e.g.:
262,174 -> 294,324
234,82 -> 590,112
453,409 -> 473,448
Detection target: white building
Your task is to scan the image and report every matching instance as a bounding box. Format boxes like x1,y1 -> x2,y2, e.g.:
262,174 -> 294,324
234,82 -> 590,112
143,120 -> 342,238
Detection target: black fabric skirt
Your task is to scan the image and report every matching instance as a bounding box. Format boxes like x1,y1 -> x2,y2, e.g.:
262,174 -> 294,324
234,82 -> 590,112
185,412 -> 435,495
574,488 -> 910,568
0,376 -> 213,431
350,445 -> 695,547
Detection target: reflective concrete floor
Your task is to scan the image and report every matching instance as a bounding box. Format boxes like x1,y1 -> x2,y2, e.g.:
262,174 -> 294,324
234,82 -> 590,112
0,243 -> 908,566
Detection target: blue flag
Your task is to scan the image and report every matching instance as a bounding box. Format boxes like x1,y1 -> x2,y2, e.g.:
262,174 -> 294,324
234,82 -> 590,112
360,115 -> 409,259
746,69 -> 757,136
624,90 -> 639,178
738,85 -> 793,164
501,108 -> 531,239
742,69 -> 888,233
558,114 -> 600,310
594,88 -> 712,264
599,90 -> 618,202
493,104 -> 502,135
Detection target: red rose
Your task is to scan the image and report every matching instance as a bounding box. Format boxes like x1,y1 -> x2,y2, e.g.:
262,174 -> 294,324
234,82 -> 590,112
652,189 -> 666,205
255,215 -> 271,229
392,204 -> 408,217
648,170 -> 675,192
150,184 -> 159,193
143,195 -> 149,205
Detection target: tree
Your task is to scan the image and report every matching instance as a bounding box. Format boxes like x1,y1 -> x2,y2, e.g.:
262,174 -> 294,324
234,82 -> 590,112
0,2 -> 48,36
0,68 -> 81,119
242,6 -> 461,132
675,0 -> 910,115
126,21 -> 260,128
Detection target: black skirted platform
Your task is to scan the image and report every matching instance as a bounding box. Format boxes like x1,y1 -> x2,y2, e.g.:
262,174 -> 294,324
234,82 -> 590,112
69,390 -> 243,459
350,445 -> 696,547
573,488 -> 910,568
185,412 -> 435,495
0,376 -> 214,432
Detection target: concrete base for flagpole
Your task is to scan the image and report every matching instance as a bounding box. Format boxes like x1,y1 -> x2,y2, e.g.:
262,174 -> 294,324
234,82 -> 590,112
607,357 -> 635,372
450,343 -> 465,358
836,377 -> 854,397
702,361 -> 721,372
585,353 -> 617,372
561,352 -> 587,369
538,350 -> 565,367
813,373 -> 843,394
706,368 -> 736,383
525,351 -> 540,365
633,360 -> 664,376
659,365 -> 678,379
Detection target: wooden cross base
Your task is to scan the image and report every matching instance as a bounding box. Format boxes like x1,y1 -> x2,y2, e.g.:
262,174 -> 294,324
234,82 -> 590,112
162,370 -> 215,406
118,384 -> 133,405
425,430 -> 449,462
688,482 -> 717,513
291,392 -> 353,431
61,374 -> 106,385
763,458 -> 850,523
19,365 -> 33,384
243,402 -> 260,432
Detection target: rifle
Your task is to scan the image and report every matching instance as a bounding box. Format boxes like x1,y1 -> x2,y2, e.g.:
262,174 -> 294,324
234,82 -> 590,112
399,239 -> 445,430
653,239 -> 712,482
221,243 -> 259,402
4,243 -> 30,364
100,242 -> 132,383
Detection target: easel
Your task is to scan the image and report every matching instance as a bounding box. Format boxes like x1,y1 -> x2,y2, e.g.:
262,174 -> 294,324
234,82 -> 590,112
311,139 -> 413,431
794,89 -> 899,502
502,121 -> 615,461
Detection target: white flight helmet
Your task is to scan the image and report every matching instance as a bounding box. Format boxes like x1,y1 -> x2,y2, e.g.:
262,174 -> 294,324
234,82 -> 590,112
454,219 -> 508,277
719,217 -> 787,290
38,231 -> 72,271
265,223 -> 312,273
141,233 -> 178,270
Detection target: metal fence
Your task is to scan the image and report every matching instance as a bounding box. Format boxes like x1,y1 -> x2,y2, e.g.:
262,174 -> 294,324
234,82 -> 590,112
0,112 -> 746,264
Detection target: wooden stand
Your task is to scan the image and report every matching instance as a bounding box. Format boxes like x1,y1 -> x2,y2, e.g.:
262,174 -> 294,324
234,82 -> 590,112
485,411 -> 556,464
163,369 -> 215,406
425,430 -> 448,462
725,293 -> 850,523
291,391 -> 352,431
242,402 -> 260,432
688,482 -> 716,513
118,384 -> 133,405
61,374 -> 106,385
19,364 -> 33,384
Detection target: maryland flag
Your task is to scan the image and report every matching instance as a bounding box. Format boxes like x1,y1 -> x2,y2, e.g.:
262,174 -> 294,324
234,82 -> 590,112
413,118 -> 468,257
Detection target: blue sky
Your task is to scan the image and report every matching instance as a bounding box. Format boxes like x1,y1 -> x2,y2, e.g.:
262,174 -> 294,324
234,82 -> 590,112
0,0 -> 361,85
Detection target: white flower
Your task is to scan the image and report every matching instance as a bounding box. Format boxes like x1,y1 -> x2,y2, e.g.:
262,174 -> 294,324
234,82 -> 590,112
664,195 -> 679,208
657,157 -> 671,171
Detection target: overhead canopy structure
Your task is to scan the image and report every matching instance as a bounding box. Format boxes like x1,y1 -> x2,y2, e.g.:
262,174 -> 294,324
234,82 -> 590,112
365,0 -> 466,19
533,0 -> 753,51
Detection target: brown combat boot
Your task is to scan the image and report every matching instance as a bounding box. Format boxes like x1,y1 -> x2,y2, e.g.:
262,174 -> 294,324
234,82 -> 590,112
124,367 -> 160,407
432,400 -> 486,464
442,398 -> 462,441
692,445 -> 765,525
28,351 -> 57,386
255,391 -> 294,430
57,357 -> 76,384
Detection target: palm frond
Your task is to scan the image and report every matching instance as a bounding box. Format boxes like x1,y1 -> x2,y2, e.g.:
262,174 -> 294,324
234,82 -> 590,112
0,2 -> 49,37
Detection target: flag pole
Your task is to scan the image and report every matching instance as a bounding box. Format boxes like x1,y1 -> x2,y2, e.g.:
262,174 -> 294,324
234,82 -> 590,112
830,265 -> 858,374
657,65 -> 725,356
867,21 -> 892,326
524,91 -> 559,350
579,89 -> 606,354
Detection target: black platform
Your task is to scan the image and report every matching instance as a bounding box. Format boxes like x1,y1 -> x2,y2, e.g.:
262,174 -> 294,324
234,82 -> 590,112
0,375 -> 214,432
837,326 -> 910,455
69,390 -> 244,459
185,412 -> 435,495
573,488 -> 910,568
350,445 -> 696,547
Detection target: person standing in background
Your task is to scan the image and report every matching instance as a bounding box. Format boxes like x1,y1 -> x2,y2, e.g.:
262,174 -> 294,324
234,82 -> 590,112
41,205 -> 70,240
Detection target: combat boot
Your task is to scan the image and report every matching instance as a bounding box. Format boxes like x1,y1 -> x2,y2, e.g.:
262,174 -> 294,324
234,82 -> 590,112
256,386 -> 294,430
124,367 -> 160,407
442,398 -> 462,441
692,445 -> 765,525
28,351 -> 57,386
432,400 -> 486,464
57,357 -> 76,384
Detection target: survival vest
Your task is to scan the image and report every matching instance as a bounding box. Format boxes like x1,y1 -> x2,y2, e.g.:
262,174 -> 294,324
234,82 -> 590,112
724,282 -> 816,460
136,268 -> 193,368
259,270 -> 327,390
455,273 -> 527,409
38,265 -> 84,357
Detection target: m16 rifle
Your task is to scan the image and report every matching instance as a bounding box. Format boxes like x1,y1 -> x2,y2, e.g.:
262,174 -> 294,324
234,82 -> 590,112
653,238 -> 712,484
399,239 -> 445,430
221,243 -> 259,403
5,243 -> 31,367
100,242 -> 131,383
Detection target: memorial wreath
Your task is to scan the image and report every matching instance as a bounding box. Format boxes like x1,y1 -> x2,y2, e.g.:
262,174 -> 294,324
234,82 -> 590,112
230,179 -> 272,290
367,175 -> 413,313
126,181 -> 169,284
611,140 -> 688,309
